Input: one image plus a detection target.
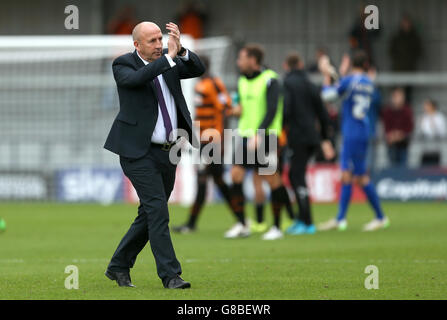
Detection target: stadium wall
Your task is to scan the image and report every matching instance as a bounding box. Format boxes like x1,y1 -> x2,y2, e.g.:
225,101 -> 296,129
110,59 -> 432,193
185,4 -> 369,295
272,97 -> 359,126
2,0 -> 447,72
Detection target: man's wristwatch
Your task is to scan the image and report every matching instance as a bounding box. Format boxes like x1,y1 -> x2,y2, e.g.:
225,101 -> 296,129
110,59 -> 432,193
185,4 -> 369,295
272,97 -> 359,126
177,47 -> 186,56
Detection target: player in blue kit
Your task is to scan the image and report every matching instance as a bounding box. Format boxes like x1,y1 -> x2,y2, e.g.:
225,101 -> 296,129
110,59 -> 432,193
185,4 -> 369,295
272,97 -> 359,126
317,50 -> 390,232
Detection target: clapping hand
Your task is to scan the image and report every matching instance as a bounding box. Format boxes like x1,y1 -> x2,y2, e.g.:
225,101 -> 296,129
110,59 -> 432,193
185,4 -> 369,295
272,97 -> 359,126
318,54 -> 339,86
167,22 -> 181,59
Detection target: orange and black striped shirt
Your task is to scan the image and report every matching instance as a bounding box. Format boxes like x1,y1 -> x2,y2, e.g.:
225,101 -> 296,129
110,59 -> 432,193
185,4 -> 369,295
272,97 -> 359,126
194,76 -> 232,141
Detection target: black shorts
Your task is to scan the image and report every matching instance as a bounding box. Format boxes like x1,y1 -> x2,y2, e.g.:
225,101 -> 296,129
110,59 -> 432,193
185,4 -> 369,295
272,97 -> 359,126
277,145 -> 288,174
232,135 -> 279,170
197,142 -> 225,175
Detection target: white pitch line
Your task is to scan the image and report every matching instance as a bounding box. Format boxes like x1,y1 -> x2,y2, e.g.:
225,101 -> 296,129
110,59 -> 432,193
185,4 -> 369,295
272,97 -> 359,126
0,259 -> 24,263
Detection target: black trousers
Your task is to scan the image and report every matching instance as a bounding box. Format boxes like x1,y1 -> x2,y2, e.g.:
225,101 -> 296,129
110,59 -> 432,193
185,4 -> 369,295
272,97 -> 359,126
107,146 -> 181,286
288,144 -> 317,225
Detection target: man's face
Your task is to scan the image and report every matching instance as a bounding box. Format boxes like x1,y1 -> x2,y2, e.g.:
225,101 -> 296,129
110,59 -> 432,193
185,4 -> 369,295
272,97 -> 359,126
391,89 -> 405,109
134,26 -> 163,62
423,101 -> 434,114
400,18 -> 411,32
237,49 -> 255,74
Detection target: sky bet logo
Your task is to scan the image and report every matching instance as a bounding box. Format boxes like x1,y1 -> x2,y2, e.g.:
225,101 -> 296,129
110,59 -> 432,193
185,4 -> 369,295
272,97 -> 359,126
57,168 -> 123,204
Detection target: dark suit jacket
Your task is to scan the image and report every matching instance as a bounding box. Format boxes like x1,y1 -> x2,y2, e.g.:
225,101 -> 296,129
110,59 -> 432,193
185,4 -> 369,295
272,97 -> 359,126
104,49 -> 205,159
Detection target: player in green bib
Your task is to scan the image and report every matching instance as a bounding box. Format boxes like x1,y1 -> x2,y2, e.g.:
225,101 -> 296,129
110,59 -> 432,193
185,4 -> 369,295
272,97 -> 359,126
237,68 -> 283,137
224,44 -> 293,240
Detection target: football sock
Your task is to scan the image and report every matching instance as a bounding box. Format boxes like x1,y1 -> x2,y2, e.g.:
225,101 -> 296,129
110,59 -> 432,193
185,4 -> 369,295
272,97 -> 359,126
230,183 -> 246,225
214,175 -> 232,205
363,183 -> 385,220
187,181 -> 206,228
336,183 -> 352,221
271,186 -> 287,228
255,203 -> 264,223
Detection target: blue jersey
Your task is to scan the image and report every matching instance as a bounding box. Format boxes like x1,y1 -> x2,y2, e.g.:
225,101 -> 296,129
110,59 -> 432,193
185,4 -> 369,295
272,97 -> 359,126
322,73 -> 374,141
367,87 -> 382,138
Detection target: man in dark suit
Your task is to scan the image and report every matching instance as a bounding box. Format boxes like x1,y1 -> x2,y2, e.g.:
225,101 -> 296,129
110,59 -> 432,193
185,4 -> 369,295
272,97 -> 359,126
104,21 -> 204,289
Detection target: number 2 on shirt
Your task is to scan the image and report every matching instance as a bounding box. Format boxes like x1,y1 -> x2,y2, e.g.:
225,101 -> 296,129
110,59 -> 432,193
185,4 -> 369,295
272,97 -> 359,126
352,94 -> 371,120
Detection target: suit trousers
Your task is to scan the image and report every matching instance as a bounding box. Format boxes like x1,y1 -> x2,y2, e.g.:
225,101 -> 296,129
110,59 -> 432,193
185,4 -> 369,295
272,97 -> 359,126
107,146 -> 181,286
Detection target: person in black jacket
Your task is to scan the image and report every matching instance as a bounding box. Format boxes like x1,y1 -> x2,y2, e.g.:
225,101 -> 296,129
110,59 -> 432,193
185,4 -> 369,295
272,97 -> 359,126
282,53 -> 335,235
104,21 -> 204,289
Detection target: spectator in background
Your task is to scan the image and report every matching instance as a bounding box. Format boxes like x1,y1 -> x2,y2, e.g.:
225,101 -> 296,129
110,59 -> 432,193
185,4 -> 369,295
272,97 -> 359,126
348,7 -> 380,66
389,15 -> 422,72
381,87 -> 414,168
307,47 -> 329,74
103,6 -> 138,110
177,1 -> 207,39
106,6 -> 138,35
389,15 -> 423,104
418,99 -> 446,166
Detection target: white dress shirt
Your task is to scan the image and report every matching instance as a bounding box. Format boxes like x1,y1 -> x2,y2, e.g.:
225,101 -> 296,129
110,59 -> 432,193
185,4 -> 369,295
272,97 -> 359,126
420,111 -> 447,139
136,50 -> 190,143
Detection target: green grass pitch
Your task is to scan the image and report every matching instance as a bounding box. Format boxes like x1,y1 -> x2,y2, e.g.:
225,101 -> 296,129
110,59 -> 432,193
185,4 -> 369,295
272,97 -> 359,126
0,201 -> 446,299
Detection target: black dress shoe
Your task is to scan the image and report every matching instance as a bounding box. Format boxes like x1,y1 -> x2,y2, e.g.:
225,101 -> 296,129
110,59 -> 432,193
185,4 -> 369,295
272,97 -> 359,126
105,270 -> 136,287
164,276 -> 191,289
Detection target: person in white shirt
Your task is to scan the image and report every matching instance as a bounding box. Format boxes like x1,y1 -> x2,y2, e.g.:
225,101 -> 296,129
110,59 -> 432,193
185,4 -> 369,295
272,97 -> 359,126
418,99 -> 446,166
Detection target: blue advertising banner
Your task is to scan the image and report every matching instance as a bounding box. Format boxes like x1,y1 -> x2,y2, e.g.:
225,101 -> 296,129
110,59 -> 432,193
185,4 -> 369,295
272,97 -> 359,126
373,168 -> 447,201
56,168 -> 124,203
0,171 -> 49,200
